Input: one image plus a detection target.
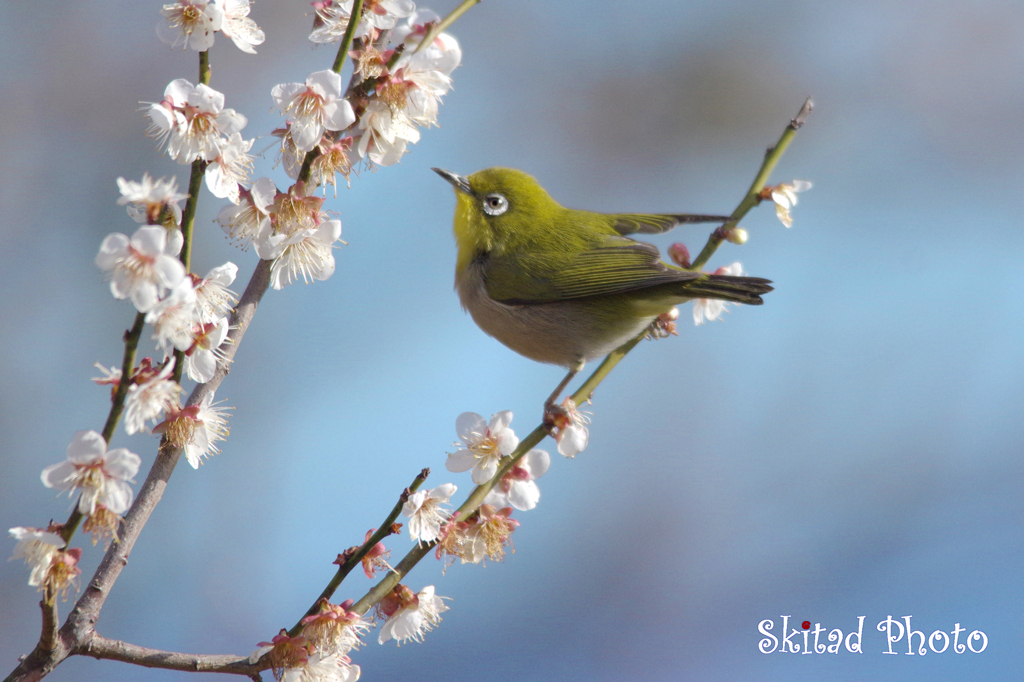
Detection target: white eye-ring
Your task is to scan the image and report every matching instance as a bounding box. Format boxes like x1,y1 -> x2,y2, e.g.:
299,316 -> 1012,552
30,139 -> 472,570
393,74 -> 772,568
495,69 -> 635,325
482,193 -> 509,216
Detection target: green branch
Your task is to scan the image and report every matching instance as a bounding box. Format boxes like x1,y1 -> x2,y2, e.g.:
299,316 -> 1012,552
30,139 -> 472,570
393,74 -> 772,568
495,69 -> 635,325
348,98 -> 813,617
416,0 -> 482,53
332,0 -> 365,74
689,96 -> 813,272
289,469 -> 430,634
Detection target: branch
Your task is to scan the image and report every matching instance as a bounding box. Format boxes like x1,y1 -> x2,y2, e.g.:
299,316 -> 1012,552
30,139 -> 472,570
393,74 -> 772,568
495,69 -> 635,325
416,0 -> 481,53
349,98 -> 814,616
689,96 -> 813,271
78,635 -> 264,680
49,260 -> 273,669
331,0 -> 364,73
289,469 -> 430,635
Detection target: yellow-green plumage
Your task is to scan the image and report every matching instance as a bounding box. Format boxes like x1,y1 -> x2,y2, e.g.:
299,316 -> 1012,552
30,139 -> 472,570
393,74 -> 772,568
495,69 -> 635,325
435,167 -> 772,370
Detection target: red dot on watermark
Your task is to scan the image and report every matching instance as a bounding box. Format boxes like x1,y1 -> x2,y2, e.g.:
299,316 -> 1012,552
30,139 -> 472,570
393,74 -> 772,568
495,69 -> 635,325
801,621 -> 811,630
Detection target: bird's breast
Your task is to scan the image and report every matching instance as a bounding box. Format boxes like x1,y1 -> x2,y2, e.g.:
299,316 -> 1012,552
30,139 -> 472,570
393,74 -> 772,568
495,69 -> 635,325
455,260 -> 655,368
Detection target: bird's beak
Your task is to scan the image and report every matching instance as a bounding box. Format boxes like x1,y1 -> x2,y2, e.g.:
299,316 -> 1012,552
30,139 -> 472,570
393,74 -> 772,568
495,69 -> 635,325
432,167 -> 474,197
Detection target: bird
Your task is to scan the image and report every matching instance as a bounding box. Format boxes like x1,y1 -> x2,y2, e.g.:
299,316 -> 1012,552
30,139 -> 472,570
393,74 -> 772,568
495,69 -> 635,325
433,166 -> 773,415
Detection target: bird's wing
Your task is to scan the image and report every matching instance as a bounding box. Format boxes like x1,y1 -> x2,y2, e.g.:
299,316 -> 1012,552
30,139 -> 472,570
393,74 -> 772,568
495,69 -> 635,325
611,213 -> 730,235
484,236 -> 703,304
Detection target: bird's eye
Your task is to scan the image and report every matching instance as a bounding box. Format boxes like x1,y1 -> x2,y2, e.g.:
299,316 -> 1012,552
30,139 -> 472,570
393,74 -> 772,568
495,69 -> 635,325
482,193 -> 509,216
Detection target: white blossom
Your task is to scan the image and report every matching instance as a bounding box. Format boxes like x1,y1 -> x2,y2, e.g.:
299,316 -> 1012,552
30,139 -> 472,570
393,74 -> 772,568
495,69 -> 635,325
146,279 -> 199,353
483,449 -> 549,510
8,527 -> 65,588
158,0 -> 224,51
281,653 -> 360,682
446,411 -> 518,484
41,431 -> 141,516
219,0 -> 264,54
96,226 -> 186,313
272,70 -> 355,153
770,180 -> 812,227
183,317 -> 230,383
378,585 -> 448,645
217,177 -> 276,250
123,358 -> 181,435
205,133 -> 255,203
258,219 -> 342,290
355,100 -> 419,166
310,0 -> 415,44
117,173 -> 187,226
194,262 -> 238,323
185,392 -> 231,468
403,483 -> 456,543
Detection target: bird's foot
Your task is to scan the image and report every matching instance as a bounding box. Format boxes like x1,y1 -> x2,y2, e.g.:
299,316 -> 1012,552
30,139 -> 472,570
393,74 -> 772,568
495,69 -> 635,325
543,399 -> 571,435
645,307 -> 680,340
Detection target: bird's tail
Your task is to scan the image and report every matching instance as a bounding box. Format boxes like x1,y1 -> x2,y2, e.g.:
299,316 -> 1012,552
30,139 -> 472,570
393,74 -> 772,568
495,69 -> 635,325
682,274 -> 774,305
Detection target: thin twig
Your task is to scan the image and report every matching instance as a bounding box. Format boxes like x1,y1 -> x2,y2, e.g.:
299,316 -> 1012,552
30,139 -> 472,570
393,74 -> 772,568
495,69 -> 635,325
689,96 -> 813,272
288,469 -> 430,634
349,98 -> 814,616
78,635 -> 263,678
416,0 -> 482,53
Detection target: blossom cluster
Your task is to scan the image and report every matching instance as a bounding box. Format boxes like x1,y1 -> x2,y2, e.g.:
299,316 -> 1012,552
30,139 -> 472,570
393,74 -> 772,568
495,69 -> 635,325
158,0 -> 265,54
96,183 -> 234,464
295,6 -> 462,178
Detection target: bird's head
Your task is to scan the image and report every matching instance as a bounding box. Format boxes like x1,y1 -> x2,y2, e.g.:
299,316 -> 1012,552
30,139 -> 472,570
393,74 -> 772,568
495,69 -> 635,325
433,167 -> 561,271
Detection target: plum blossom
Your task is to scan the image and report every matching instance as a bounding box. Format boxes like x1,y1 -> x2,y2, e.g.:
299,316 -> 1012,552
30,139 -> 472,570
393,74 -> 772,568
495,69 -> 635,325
261,219 -> 341,290
41,431 -> 141,516
155,391 -> 231,468
483,449 -> 549,511
158,0 -> 224,51
281,653 -> 360,682
383,31 -> 461,129
123,357 -> 181,435
147,279 -> 199,353
219,0 -> 265,53
8,527 -> 65,588
377,584 -> 449,645
459,505 -> 518,564
117,173 -> 187,227
217,177 -> 276,250
205,132 -> 255,203
183,317 -> 230,383
250,630 -> 311,674
403,483 -> 457,543
300,599 -> 370,657
355,100 -> 419,167
693,262 -> 743,325
96,226 -> 186,312
170,82 -> 247,163
43,547 -> 82,601
769,180 -> 812,227
193,262 -> 238,323
358,529 -> 393,579
310,0 -> 416,44
446,411 -> 518,484
256,183 -> 342,289
272,70 -> 356,152
546,398 -> 590,458
92,362 -> 122,400
145,79 -> 247,165
309,137 -> 355,195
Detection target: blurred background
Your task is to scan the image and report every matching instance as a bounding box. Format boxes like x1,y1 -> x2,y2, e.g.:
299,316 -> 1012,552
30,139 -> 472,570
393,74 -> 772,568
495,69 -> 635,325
2,0 -> 1022,680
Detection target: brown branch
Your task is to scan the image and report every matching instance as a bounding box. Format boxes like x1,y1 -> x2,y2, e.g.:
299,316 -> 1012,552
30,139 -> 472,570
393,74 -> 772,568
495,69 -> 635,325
6,261 -> 273,682
78,634 -> 264,680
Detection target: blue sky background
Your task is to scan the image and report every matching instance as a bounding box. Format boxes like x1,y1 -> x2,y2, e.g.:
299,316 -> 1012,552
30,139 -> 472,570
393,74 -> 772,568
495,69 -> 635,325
2,1 -> 1023,680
